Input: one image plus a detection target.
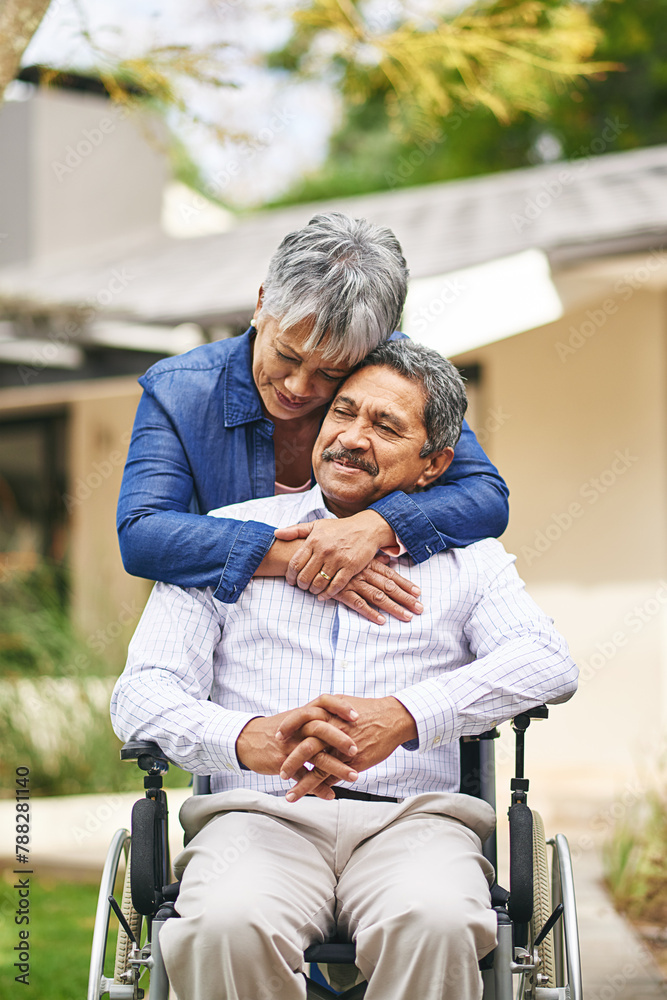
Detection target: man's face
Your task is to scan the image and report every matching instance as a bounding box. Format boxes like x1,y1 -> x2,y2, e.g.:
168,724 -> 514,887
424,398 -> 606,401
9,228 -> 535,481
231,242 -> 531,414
313,366 -> 454,516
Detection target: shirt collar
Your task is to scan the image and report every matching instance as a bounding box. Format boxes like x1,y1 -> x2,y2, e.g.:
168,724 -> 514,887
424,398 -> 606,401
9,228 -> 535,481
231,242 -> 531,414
222,328 -> 267,428
289,483 -> 337,521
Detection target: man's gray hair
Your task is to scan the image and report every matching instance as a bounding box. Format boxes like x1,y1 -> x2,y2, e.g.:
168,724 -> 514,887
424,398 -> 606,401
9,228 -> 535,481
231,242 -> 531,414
360,340 -> 468,454
259,212 -> 409,365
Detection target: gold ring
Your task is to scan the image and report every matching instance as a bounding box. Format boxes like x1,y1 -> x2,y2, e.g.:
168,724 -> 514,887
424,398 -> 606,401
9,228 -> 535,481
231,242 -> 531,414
319,569 -> 331,581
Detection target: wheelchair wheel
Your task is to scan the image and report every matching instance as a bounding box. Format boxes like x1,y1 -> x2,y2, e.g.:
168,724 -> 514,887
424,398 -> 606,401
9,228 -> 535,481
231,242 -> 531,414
114,847 -> 143,984
87,829 -> 130,1000
550,834 -> 583,1000
531,811 -> 556,987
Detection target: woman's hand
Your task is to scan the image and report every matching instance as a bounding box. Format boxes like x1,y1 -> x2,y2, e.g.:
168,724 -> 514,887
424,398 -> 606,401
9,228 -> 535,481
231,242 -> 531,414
274,511 -> 405,592
330,557 -> 423,625
260,511 -> 425,624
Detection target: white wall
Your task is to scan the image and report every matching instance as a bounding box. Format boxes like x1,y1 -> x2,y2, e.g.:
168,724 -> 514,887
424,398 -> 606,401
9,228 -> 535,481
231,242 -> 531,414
453,282 -> 667,804
0,87 -> 167,267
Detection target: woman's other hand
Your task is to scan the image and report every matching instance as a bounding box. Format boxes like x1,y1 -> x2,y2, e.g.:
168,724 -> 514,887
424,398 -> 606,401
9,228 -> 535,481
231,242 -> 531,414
330,556 -> 423,624
273,512 -> 423,624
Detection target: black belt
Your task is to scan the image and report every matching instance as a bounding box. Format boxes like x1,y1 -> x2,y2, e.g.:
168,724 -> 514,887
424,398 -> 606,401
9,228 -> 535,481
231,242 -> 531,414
309,787 -> 399,803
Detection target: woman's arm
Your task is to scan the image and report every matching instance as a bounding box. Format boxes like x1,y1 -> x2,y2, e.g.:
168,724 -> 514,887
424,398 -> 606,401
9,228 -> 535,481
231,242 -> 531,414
368,419 -> 509,560
117,392 -> 276,601
117,392 -> 423,617
275,421 -> 509,598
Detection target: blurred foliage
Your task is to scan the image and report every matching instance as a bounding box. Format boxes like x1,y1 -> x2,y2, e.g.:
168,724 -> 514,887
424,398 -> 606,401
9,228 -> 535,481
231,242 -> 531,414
268,0 -> 664,204
27,48 -> 244,147
542,0 -> 667,154
0,563 -> 112,679
604,786 -> 667,924
20,0 -> 246,175
271,0 -> 617,133
0,564 -> 189,796
0,677 -> 137,796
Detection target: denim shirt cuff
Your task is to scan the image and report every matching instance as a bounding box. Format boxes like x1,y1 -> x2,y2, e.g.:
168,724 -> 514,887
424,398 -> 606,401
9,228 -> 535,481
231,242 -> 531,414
213,520 -> 277,603
370,492 -> 444,564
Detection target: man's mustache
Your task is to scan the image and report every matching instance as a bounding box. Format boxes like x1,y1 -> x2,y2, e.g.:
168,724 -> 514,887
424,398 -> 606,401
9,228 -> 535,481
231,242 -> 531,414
321,448 -> 379,477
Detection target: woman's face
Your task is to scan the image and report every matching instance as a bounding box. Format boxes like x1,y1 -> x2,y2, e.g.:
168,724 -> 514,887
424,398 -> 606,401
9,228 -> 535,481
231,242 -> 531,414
251,310 -> 355,422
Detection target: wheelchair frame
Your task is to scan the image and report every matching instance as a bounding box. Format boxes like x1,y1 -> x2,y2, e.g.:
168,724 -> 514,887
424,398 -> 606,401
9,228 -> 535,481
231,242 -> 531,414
88,706 -> 583,1000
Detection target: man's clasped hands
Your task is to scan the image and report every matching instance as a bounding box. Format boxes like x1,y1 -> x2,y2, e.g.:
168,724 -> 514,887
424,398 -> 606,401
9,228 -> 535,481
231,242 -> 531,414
235,692 -> 418,802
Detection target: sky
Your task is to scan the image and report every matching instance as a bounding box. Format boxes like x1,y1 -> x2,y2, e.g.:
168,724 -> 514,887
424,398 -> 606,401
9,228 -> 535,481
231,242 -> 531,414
21,0 -> 340,207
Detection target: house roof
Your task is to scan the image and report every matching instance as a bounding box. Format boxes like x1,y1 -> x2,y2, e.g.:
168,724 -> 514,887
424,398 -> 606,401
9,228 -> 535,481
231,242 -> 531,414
1,142 -> 666,328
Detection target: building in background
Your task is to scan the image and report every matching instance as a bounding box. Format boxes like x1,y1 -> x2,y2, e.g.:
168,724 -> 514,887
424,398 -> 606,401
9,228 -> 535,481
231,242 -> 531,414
1,72 -> 666,797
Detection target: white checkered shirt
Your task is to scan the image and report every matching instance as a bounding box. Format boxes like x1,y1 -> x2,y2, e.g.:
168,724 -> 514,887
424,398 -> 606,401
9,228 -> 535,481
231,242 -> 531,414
111,485 -> 577,797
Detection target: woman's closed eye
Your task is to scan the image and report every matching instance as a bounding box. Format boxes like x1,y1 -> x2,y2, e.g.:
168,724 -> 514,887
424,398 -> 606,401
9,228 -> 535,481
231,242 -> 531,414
277,350 -> 342,381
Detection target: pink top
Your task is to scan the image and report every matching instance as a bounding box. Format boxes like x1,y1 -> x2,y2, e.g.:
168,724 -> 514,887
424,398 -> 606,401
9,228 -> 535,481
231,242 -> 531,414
274,478 -> 312,495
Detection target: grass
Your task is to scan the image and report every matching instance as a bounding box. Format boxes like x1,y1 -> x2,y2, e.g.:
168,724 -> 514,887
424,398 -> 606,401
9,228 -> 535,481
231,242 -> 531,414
604,788 -> 667,923
603,785 -> 667,976
0,870 -> 116,1000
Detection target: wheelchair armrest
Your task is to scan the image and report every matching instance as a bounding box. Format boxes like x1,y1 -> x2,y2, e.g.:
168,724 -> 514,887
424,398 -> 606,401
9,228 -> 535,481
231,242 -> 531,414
512,704 -> 549,732
462,728 -> 500,743
120,740 -> 170,774
462,705 -> 548,743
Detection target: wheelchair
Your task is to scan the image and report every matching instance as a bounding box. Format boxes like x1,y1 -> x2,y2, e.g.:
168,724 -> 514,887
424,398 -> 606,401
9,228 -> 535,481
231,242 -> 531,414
87,705 -> 583,1000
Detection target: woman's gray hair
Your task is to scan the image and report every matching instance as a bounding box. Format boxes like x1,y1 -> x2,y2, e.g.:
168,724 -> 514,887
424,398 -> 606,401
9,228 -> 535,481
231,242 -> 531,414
258,212 -> 409,365
360,340 -> 468,453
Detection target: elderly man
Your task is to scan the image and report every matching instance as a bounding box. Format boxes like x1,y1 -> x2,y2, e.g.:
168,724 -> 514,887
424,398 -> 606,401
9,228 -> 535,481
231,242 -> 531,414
111,340 -> 577,1000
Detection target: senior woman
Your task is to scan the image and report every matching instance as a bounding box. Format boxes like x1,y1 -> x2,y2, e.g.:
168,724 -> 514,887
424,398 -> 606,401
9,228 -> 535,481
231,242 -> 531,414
117,212 -> 509,624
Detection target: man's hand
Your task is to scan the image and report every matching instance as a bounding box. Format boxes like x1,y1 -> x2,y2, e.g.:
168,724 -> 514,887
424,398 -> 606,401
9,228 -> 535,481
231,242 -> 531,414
235,695 -> 361,799
276,695 -> 418,801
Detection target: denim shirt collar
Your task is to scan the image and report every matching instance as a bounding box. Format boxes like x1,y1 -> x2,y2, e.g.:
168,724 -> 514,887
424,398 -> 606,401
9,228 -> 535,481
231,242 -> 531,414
223,328 -> 269,429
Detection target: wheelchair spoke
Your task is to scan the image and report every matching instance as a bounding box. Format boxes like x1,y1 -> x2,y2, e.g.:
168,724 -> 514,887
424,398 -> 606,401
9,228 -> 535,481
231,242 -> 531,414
108,895 -> 139,947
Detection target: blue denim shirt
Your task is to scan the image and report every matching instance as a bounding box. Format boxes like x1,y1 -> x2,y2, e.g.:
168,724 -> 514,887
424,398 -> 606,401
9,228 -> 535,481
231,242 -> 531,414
117,330 -> 509,602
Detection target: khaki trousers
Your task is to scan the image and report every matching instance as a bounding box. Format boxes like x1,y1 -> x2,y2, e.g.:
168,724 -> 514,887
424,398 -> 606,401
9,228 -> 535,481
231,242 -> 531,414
160,789 -> 497,1000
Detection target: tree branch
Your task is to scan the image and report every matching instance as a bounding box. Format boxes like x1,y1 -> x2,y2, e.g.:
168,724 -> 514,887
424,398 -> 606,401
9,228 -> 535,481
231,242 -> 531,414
0,0 -> 53,100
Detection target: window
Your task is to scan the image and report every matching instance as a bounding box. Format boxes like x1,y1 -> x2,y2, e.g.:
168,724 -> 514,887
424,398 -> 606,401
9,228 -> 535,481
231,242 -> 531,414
0,414 -> 67,573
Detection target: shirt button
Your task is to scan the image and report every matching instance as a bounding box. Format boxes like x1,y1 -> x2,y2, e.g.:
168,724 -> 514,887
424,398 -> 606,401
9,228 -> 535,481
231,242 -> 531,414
339,660 -> 349,670
433,736 -> 441,745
